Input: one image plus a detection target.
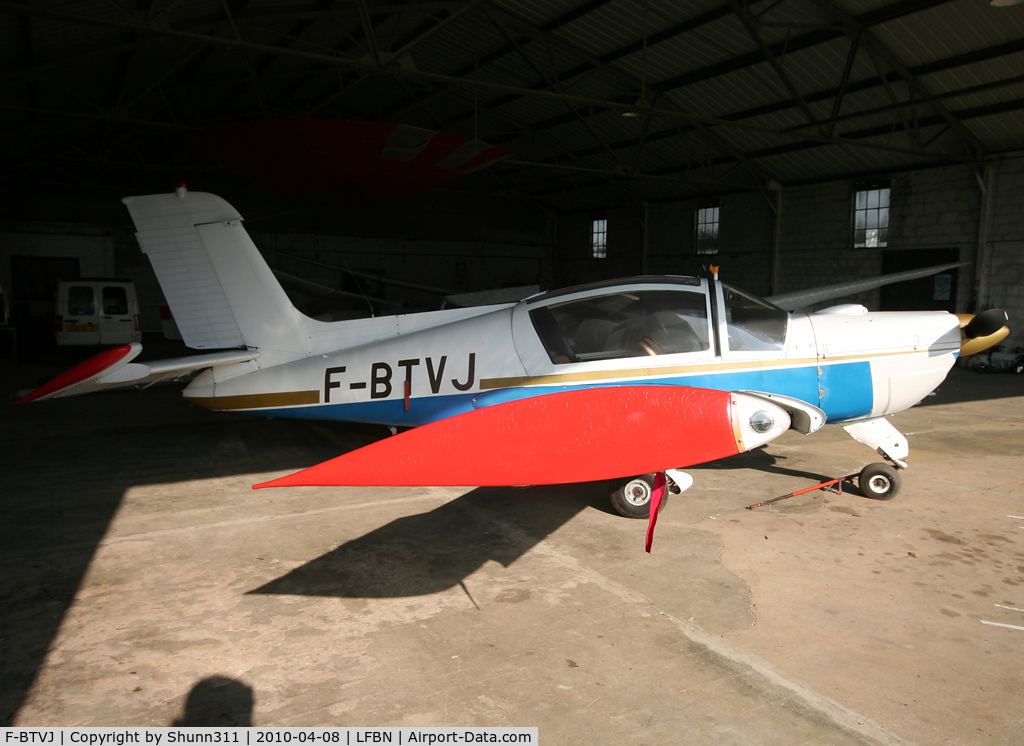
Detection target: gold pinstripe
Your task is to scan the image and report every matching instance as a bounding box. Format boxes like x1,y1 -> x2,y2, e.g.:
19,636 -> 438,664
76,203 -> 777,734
186,390 -> 320,410
479,346 -> 961,390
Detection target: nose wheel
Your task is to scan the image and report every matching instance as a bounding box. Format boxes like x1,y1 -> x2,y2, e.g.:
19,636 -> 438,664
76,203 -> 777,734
858,462 -> 901,499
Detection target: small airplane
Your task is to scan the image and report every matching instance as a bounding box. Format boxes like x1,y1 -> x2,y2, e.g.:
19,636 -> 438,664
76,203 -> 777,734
19,188 -> 1009,538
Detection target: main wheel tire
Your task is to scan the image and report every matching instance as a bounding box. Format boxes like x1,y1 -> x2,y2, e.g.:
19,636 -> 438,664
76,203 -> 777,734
858,463 -> 901,500
609,474 -> 668,518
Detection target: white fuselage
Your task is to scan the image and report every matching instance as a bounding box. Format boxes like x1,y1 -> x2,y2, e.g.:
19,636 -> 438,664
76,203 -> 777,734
181,278 -> 962,428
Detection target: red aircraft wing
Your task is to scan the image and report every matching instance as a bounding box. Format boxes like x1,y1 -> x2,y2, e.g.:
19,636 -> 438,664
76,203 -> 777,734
254,386 -> 789,489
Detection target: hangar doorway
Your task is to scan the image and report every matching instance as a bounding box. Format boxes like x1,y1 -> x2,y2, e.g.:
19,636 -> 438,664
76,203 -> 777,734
880,248 -> 959,312
10,255 -> 81,360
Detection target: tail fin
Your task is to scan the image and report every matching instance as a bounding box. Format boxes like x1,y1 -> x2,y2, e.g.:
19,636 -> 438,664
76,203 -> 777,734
123,190 -> 307,359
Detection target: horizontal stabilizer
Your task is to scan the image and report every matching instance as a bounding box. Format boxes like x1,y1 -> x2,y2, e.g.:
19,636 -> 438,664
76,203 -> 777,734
766,262 -> 969,311
254,386 -> 791,488
17,345 -> 258,403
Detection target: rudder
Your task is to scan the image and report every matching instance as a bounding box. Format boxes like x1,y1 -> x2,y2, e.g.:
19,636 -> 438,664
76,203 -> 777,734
123,189 -> 308,361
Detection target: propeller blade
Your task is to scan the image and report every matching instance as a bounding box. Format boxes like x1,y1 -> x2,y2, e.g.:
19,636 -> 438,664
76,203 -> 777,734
253,386 -> 791,489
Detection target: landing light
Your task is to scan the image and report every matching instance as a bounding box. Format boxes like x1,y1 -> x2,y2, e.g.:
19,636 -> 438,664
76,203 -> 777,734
750,411 -> 775,433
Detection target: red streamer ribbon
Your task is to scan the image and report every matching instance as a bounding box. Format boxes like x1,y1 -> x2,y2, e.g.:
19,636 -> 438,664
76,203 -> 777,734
645,471 -> 667,554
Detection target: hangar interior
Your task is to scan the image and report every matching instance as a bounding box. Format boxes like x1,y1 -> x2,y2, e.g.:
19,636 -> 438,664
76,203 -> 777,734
2,0 -> 1024,742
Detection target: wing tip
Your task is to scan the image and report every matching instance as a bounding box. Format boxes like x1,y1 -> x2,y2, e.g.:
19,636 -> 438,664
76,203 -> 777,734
15,344 -> 139,404
252,472 -> 306,489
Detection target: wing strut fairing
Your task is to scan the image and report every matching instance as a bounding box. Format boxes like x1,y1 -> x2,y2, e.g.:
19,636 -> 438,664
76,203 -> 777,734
253,386 -> 791,489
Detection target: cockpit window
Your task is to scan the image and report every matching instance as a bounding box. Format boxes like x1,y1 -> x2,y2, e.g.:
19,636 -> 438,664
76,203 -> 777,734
722,284 -> 788,352
530,290 -> 710,364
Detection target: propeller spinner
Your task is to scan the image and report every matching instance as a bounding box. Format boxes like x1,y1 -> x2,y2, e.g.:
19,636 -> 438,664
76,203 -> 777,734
956,309 -> 1010,356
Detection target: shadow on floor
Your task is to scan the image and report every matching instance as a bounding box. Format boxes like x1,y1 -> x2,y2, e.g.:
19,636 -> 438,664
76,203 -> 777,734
917,365 -> 1024,407
690,446 -> 832,483
250,483 -> 599,599
171,676 -> 255,727
0,383 -> 387,726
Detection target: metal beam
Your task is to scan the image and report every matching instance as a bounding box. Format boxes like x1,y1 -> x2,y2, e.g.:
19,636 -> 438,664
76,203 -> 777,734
379,0 -> 617,120
467,0 -> 951,144
826,29 -> 860,136
648,95 -> 1024,180
500,159 -> 756,190
519,91 -> 1024,200
0,0 -> 979,167
727,0 -> 821,131
469,0 -> 949,136
277,1 -> 396,108
789,72 -> 1024,134
0,103 -> 202,131
512,37 -> 1024,181
389,0 -> 485,60
441,0 -> 771,130
806,0 -> 986,156
483,2 -> 781,187
299,0 -> 486,116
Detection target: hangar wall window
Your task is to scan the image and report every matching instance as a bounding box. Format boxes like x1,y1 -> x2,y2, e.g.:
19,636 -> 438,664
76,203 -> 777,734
695,204 -> 719,254
853,180 -> 890,248
529,290 -> 710,364
591,217 -> 607,259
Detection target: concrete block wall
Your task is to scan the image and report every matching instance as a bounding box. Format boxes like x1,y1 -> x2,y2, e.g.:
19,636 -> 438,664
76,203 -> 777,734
714,192 -> 774,296
1,194 -> 558,336
555,207 -> 643,288
556,159 -> 1024,331
776,179 -> 884,309
645,193 -> 774,295
0,229 -> 115,319
988,157 -> 1024,350
556,192 -> 774,295
776,165 -> 993,312
250,230 -> 554,312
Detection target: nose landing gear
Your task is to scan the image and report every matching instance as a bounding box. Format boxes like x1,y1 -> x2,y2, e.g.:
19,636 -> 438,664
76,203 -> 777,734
841,417 -> 910,499
857,462 -> 902,499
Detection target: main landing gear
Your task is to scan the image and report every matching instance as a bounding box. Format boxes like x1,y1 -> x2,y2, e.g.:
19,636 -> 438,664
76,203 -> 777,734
609,469 -> 693,518
843,417 -> 909,500
610,416 -> 912,516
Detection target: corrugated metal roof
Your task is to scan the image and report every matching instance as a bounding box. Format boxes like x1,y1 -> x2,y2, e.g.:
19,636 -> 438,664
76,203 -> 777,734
1,0 -> 1021,209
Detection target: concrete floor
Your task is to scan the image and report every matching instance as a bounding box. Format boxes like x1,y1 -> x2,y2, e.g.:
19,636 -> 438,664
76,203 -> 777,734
2,357 -> 1022,744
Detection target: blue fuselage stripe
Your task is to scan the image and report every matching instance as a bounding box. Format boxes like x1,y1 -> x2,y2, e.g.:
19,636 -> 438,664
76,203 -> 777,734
244,361 -> 875,427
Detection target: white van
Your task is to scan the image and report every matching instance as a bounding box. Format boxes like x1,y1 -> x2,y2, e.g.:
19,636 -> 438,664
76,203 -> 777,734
55,279 -> 142,346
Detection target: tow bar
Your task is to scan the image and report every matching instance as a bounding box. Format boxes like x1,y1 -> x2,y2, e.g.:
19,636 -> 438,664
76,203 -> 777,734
746,474 -> 857,510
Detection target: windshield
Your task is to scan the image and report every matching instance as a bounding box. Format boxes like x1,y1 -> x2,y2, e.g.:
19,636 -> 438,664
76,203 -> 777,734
722,284 -> 788,352
530,289 -> 710,364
